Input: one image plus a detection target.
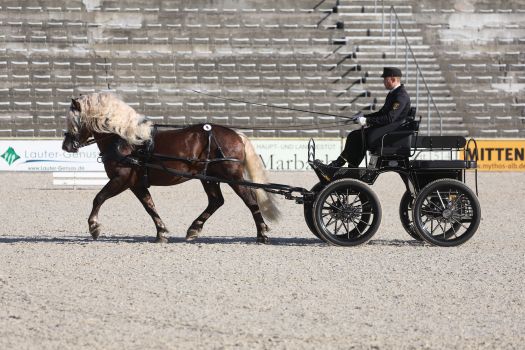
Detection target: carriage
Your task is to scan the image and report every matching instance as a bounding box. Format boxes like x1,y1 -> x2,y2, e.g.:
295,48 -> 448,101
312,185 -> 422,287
63,93 -> 481,247
304,113 -> 481,247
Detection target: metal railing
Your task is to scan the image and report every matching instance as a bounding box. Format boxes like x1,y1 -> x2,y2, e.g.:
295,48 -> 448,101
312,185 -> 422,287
376,4 -> 443,135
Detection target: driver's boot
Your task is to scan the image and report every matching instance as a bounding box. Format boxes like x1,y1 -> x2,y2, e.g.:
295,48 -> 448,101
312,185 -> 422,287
328,156 -> 346,168
314,156 -> 346,181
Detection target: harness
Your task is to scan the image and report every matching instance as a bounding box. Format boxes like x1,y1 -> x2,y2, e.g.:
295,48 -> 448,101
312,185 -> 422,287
99,124 -> 242,188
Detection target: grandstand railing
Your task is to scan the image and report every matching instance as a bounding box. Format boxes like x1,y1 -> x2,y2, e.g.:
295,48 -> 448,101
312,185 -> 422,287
379,4 -> 444,135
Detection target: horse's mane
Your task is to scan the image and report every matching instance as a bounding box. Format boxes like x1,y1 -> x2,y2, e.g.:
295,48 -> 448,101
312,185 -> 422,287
76,92 -> 152,145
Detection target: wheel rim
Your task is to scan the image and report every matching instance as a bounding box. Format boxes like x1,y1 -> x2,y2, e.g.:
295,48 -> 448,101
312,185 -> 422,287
314,180 -> 381,245
414,181 -> 480,245
321,189 -> 369,238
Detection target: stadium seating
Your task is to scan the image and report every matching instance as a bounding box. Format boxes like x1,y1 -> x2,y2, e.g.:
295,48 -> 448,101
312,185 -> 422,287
0,0 -> 523,138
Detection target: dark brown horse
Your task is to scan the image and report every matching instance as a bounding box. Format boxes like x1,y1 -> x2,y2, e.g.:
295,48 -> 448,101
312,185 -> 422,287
61,93 -> 279,243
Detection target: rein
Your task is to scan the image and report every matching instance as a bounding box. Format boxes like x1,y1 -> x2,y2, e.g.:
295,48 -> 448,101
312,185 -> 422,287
65,133 -> 116,150
189,89 -> 356,121
154,120 -> 355,131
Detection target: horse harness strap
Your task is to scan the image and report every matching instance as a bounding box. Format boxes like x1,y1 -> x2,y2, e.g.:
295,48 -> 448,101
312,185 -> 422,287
141,125 -> 157,188
104,124 -> 242,188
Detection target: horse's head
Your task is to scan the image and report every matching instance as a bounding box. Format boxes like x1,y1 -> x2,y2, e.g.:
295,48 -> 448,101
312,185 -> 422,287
62,98 -> 92,153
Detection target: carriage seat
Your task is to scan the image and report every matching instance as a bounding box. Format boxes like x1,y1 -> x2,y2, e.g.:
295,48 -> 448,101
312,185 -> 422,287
376,107 -> 420,157
414,136 -> 466,149
409,135 -> 476,169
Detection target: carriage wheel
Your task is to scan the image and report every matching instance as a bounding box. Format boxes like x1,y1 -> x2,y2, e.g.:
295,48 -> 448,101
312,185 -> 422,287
304,183 -> 326,242
313,179 -> 382,246
401,190 -> 461,242
399,191 -> 423,241
413,179 -> 481,247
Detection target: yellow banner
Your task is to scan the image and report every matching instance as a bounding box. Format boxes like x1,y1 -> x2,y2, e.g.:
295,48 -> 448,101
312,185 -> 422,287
463,139 -> 525,171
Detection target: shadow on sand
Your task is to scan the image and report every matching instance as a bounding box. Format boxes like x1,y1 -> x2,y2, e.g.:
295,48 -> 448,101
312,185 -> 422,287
0,235 -> 426,247
0,234 -> 321,246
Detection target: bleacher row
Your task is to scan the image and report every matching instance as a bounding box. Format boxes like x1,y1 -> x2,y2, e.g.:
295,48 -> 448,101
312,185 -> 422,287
0,0 -> 524,138
1,3 -> 523,14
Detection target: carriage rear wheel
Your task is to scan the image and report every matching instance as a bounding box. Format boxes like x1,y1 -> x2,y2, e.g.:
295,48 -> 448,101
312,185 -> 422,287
413,179 -> 481,247
304,182 -> 326,242
313,179 -> 382,246
399,191 -> 423,241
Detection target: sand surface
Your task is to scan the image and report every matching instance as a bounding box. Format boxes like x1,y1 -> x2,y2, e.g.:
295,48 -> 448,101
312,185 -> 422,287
0,171 -> 524,349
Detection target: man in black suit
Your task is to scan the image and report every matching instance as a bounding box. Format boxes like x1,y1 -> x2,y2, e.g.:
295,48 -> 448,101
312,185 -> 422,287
317,67 -> 411,177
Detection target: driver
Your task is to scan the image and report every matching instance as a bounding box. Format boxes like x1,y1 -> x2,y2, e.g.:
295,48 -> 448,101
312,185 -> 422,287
316,67 -> 411,179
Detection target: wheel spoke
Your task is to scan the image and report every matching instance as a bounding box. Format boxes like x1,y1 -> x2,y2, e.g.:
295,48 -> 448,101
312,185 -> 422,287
323,212 -> 335,227
324,203 -> 342,212
355,217 -> 371,227
341,219 -> 350,235
425,197 -> 444,211
438,220 -> 447,239
450,224 -> 458,238
429,219 -> 441,235
450,216 -> 471,230
349,218 -> 363,236
421,216 -> 431,226
436,190 -> 446,209
450,222 -> 459,239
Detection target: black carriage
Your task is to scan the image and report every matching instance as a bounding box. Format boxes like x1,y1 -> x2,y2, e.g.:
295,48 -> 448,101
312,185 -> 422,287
304,112 -> 481,247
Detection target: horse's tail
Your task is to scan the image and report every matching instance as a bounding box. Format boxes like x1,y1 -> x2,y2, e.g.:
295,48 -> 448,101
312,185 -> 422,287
239,134 -> 281,222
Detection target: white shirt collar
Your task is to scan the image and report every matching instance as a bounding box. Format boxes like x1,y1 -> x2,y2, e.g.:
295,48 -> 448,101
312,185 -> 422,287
390,83 -> 401,92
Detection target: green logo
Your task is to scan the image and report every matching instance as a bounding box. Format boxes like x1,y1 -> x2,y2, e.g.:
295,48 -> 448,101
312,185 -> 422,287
1,147 -> 20,166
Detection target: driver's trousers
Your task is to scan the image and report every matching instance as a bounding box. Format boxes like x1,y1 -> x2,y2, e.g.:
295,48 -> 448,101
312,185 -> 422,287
340,129 -> 367,167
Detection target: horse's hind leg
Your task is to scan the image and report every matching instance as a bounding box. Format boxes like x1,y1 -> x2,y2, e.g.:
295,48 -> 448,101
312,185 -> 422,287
229,184 -> 270,244
186,181 -> 224,241
130,186 -> 169,243
88,177 -> 129,240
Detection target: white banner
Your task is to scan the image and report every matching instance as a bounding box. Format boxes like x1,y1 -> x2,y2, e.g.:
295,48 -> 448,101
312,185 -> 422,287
0,138 -> 343,172
252,139 -> 342,171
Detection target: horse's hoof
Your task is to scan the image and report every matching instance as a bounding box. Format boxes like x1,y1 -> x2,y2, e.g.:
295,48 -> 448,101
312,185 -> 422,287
89,223 -> 101,240
259,224 -> 271,233
186,228 -> 200,241
256,235 -> 270,244
186,233 -> 198,241
154,236 -> 168,243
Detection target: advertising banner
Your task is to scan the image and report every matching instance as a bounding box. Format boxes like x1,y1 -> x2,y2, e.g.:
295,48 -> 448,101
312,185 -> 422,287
1,139 -> 342,172
252,139 -> 341,171
0,140 -> 103,172
463,139 -> 525,171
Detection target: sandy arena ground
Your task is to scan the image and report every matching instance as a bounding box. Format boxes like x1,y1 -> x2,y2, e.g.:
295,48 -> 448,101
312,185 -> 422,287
0,171 -> 524,349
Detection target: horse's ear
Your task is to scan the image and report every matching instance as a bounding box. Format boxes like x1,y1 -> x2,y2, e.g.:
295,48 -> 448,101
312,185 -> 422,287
71,98 -> 80,111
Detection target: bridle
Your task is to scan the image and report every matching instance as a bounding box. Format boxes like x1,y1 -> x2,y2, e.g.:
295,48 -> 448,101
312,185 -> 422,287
64,132 -> 97,149
63,131 -> 111,150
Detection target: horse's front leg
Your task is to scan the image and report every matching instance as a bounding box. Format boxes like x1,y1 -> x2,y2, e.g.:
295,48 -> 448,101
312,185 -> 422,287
130,186 -> 169,243
88,176 -> 129,240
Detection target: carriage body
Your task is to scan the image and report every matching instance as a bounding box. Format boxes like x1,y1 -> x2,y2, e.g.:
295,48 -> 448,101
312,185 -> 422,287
306,120 -> 481,247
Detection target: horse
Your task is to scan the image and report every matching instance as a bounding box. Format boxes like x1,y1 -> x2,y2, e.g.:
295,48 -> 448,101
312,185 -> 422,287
61,92 -> 280,243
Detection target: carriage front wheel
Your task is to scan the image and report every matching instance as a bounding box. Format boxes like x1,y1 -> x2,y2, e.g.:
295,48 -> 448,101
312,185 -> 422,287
313,179 -> 382,246
412,179 -> 481,247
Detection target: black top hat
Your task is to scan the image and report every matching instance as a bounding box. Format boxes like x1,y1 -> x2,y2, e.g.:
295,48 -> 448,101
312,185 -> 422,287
381,67 -> 402,77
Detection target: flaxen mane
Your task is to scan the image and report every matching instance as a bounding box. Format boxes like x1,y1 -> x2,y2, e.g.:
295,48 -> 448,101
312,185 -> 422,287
76,93 -> 152,145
